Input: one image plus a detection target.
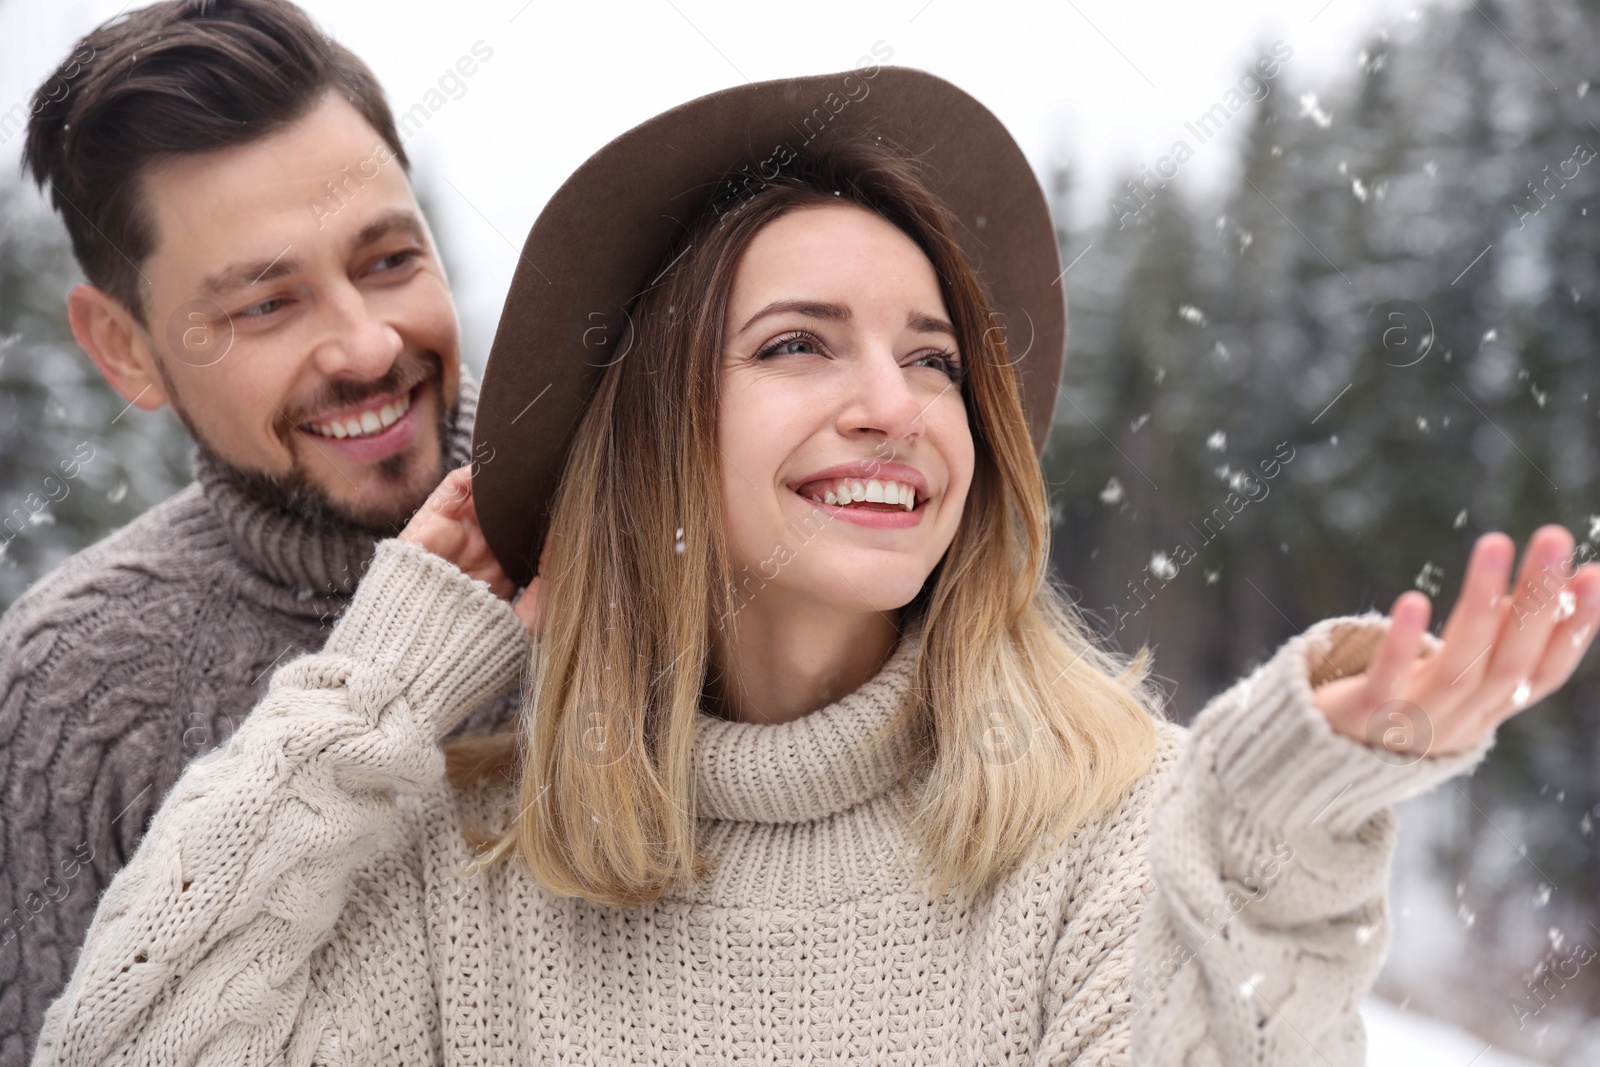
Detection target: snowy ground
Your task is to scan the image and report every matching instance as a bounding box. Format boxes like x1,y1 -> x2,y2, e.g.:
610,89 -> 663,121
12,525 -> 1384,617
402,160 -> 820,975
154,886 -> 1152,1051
1364,998 -> 1544,1067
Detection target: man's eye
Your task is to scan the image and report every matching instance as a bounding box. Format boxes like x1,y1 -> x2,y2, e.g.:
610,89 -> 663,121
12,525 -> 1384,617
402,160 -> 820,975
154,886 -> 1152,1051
238,298 -> 285,318
370,250 -> 418,273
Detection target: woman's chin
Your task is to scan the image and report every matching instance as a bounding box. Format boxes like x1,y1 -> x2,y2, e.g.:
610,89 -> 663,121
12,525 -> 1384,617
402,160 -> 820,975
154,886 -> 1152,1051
781,568 -> 932,617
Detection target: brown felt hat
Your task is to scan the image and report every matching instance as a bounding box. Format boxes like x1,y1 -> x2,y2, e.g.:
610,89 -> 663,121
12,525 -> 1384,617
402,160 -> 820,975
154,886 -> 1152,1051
473,66 -> 1066,585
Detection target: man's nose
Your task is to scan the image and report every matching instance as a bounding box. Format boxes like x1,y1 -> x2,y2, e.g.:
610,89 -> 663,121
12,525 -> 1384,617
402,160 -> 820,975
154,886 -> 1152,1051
309,282 -> 402,380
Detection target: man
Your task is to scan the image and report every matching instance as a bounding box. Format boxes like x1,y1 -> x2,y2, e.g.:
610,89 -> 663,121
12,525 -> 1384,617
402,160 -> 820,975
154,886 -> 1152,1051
0,2 -> 512,1061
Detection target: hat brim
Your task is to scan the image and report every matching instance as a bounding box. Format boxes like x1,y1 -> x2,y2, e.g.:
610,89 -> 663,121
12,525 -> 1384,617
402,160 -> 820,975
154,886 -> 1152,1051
473,65 -> 1065,586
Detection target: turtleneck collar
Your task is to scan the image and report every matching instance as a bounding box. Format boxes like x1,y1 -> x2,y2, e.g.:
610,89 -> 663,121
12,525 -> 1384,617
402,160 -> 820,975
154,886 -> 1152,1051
692,619 -> 927,824
193,370 -> 481,597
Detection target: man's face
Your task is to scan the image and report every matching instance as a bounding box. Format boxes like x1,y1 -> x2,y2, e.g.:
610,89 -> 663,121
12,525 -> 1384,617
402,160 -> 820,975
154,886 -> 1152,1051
133,90 -> 460,530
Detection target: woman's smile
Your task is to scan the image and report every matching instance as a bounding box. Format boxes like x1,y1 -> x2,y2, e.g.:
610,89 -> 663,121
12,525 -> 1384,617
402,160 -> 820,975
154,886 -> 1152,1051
788,459 -> 932,528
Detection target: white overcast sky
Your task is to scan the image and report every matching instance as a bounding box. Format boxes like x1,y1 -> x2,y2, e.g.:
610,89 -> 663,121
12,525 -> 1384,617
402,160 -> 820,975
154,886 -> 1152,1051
1,0 -> 1458,366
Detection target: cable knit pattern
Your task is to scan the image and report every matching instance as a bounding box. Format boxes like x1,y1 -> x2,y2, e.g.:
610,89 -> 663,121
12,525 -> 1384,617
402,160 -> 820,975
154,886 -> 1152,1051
0,374 -> 514,1067
1133,616 -> 1492,1065
28,542 -> 1493,1066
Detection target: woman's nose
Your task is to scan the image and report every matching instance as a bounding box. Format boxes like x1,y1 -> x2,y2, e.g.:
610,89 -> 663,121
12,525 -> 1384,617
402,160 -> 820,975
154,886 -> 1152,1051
834,346 -> 927,442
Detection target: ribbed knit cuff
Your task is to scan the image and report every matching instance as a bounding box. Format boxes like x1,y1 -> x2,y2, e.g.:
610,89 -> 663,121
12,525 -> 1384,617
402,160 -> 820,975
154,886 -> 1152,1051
1197,612 -> 1494,838
322,538 -> 533,738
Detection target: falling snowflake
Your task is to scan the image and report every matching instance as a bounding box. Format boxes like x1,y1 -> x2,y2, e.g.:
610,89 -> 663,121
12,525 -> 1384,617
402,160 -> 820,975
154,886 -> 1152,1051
1130,412 -> 1151,433
1154,366 -> 1167,384
1099,477 -> 1125,505
1531,384 -> 1548,408
1206,430 -> 1227,452
1205,568 -> 1222,586
1414,562 -> 1444,596
1239,974 -> 1266,999
1179,304 -> 1208,326
1214,342 -> 1232,361
1299,93 -> 1333,128
1556,590 -> 1576,621
1458,902 -> 1476,928
1453,509 -> 1468,529
108,481 -> 128,504
1150,551 -> 1178,581
1424,160 -> 1438,178
1512,678 -> 1532,708
674,527 -> 687,554
1483,328 -> 1498,343
1416,415 -> 1429,431
1352,177 -> 1370,202
1537,887 -> 1554,910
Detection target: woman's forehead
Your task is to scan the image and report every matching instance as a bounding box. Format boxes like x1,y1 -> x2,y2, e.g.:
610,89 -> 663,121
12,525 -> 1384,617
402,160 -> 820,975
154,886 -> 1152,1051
728,204 -> 948,325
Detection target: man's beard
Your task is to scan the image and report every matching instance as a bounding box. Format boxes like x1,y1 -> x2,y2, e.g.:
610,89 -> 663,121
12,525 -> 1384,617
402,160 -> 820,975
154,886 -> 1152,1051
161,352 -> 456,535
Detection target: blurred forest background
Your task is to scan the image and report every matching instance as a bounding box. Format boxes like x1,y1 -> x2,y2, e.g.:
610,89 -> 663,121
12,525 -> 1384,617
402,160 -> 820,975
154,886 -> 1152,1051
0,0 -> 1597,1060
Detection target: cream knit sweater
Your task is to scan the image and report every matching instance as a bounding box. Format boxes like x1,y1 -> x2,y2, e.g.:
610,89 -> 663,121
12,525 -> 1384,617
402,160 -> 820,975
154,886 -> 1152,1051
31,539 -> 1489,1066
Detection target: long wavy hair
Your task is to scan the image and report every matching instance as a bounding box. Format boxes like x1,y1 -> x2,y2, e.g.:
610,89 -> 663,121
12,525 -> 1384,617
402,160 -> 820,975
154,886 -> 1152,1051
444,136 -> 1163,905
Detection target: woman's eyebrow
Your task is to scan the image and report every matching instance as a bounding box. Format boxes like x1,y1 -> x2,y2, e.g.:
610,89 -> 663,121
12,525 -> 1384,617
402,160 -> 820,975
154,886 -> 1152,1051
908,311 -> 956,337
738,299 -> 851,333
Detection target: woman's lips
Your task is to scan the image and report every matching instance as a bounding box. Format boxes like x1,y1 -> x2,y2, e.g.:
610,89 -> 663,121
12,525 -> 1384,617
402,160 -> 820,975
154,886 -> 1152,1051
791,487 -> 926,529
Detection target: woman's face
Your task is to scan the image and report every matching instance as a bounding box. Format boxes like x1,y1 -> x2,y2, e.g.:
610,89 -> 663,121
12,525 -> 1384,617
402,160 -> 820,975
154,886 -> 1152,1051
718,202 -> 975,621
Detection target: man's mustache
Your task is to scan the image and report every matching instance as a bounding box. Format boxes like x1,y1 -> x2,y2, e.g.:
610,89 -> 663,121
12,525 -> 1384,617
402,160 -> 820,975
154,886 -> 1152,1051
283,353 -> 441,426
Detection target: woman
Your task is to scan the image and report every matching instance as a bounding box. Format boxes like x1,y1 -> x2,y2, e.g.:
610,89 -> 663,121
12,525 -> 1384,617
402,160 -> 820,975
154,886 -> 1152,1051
33,69 -> 1598,1066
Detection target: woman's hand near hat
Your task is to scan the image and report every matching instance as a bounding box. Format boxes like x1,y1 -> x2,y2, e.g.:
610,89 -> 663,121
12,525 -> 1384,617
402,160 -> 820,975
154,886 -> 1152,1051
399,464 -> 545,635
1312,525 -> 1600,759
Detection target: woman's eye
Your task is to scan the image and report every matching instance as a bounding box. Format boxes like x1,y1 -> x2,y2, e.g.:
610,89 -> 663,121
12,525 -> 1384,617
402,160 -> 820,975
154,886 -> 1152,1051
756,332 -> 822,359
914,351 -> 967,383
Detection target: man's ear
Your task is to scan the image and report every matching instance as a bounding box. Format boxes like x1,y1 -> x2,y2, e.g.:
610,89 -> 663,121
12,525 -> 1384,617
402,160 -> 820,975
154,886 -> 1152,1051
67,283 -> 169,410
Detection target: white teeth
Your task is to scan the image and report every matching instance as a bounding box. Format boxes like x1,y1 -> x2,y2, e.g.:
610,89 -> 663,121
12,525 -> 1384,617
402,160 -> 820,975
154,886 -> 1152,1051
304,389 -> 412,439
803,477 -> 918,511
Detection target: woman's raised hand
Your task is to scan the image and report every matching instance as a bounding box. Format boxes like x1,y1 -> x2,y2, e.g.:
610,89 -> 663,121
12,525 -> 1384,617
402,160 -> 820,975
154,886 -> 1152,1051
398,464 -> 545,635
1313,525 -> 1600,759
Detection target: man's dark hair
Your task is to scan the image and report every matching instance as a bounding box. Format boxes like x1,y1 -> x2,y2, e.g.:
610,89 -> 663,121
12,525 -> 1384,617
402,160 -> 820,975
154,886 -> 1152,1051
21,0 -> 409,323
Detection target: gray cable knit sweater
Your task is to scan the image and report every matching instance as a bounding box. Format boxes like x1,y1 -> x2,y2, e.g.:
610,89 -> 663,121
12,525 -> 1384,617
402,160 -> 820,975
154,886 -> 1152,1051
29,538 -> 1491,1065
0,374 -> 513,1067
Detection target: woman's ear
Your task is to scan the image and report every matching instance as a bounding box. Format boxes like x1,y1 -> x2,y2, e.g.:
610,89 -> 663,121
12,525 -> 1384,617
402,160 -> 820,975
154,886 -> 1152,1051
67,283 -> 169,410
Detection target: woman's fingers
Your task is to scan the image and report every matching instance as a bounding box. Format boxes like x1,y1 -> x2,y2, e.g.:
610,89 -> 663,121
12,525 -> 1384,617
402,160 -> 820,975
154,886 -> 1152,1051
397,465 -> 521,599
1477,525 -> 1576,722
1425,533 -> 1513,702
512,575 -> 545,636
1366,591 -> 1431,700
1520,562 -> 1600,716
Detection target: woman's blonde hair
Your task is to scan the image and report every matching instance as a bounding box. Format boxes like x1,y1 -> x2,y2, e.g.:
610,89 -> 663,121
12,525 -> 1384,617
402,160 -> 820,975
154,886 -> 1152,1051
445,136 -> 1163,905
